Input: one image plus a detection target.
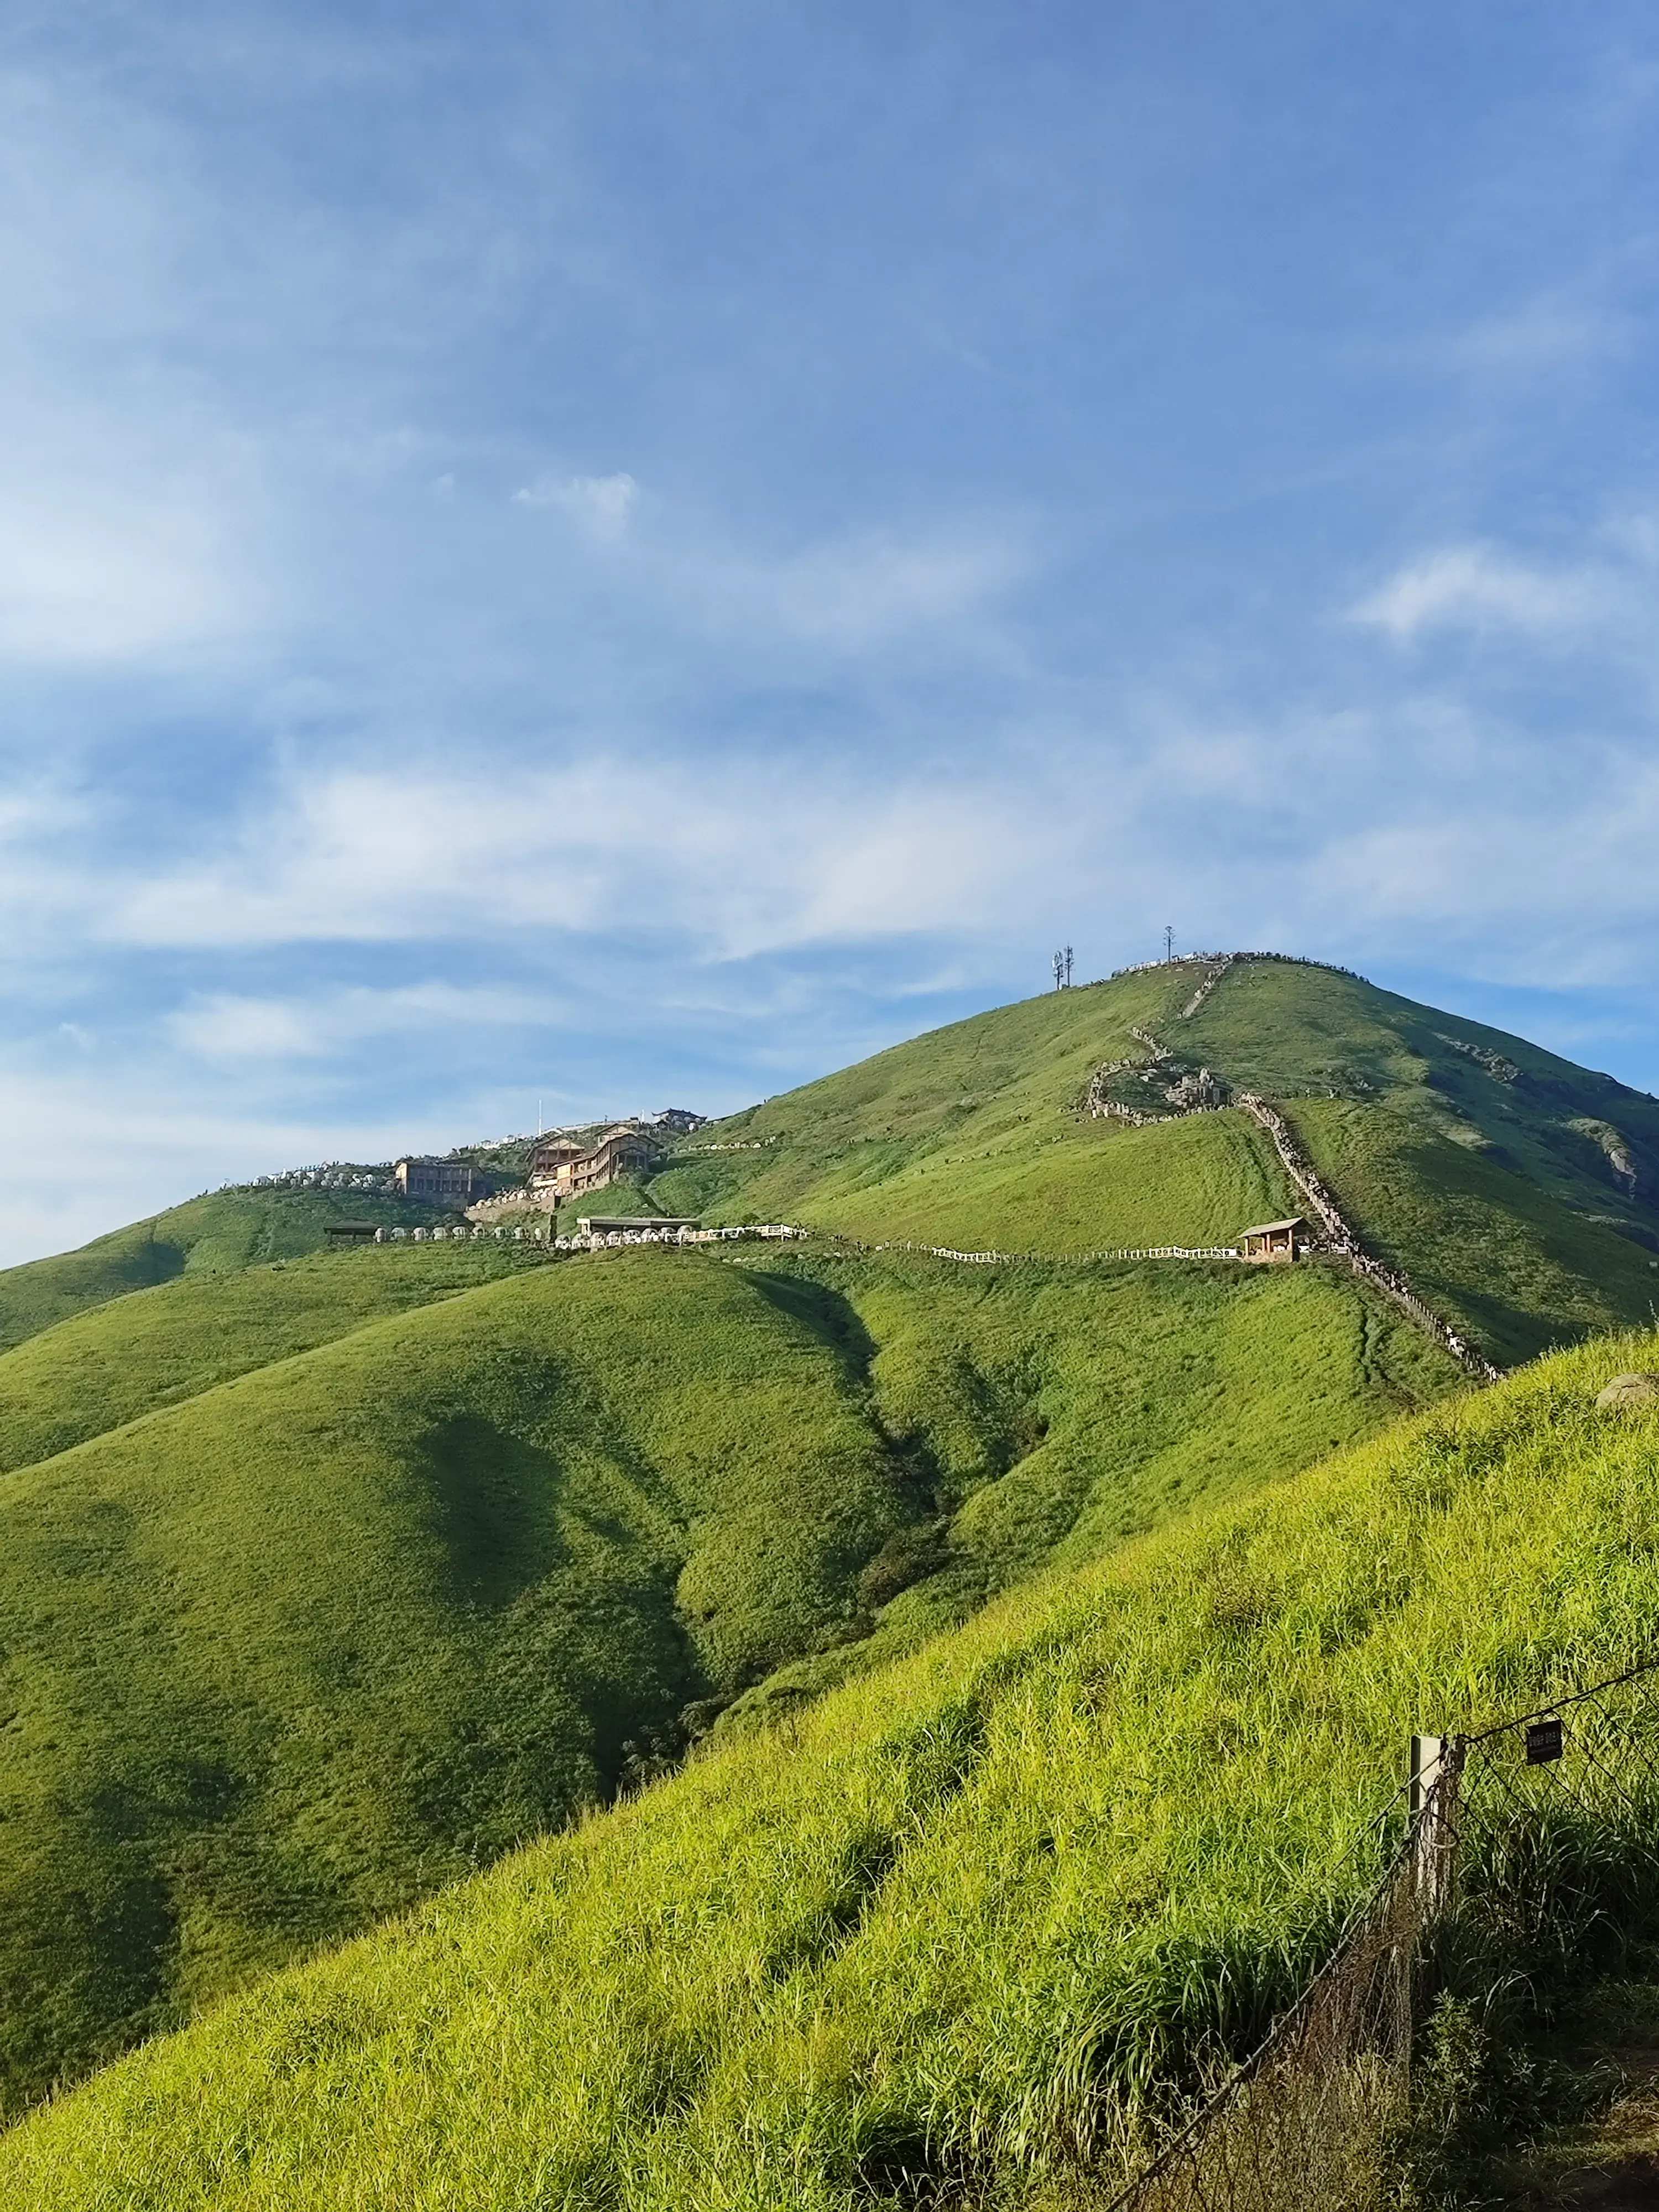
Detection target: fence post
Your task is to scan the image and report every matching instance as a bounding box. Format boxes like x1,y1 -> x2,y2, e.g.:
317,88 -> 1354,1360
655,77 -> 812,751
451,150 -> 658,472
1410,1733 -> 1464,1919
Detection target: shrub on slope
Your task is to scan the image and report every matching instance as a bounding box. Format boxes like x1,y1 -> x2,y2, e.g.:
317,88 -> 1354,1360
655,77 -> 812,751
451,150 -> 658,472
4,1329 -> 1655,2211
0,1244 -> 535,1472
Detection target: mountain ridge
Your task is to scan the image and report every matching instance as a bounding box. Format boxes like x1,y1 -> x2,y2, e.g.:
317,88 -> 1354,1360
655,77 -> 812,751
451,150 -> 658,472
0,953 -> 1650,2119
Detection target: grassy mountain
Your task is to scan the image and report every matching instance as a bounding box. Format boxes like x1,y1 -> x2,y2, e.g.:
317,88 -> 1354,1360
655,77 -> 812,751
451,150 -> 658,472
652,956 -> 1659,1361
0,951 -> 1651,2133
4,1321 -> 1655,2211
0,1241 -> 1449,2111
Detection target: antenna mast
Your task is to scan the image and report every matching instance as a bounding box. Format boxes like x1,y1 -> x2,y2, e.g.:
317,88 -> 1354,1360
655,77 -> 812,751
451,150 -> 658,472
1164,925 -> 1176,963
1063,944 -> 1073,988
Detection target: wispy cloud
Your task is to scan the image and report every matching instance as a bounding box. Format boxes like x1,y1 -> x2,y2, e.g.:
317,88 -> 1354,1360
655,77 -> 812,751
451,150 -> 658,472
0,72 -> 273,669
513,470 -> 640,539
166,981 -> 554,1062
1349,543 -> 1610,644
107,751 -> 1067,959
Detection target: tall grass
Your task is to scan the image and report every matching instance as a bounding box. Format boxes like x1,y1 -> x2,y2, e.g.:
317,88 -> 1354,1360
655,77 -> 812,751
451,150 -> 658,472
3,1326 -> 1655,2210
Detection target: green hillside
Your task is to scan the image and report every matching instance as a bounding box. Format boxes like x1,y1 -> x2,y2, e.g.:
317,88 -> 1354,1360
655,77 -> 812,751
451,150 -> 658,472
0,1182 -> 456,1356
0,1241 -> 1450,2112
0,1242 -> 534,1473
6,1323 -> 1655,2212
0,952 -> 1654,2150
651,956 -> 1659,1362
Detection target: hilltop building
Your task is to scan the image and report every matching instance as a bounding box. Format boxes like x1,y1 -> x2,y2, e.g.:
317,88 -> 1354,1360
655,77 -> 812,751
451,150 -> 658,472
525,1138 -> 587,1185
652,1108 -> 706,1136
527,1122 -> 666,1204
395,1157 -> 482,1203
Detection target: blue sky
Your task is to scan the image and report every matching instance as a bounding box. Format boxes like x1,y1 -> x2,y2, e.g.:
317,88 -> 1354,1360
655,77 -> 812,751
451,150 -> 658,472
5,0 -> 1659,1263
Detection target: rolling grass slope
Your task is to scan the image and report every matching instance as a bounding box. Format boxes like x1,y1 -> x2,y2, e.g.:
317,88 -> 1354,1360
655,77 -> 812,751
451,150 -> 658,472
7,1323 -> 1656,2211
712,1245 -> 1456,1725
1286,1095 -> 1659,1365
0,1183 -> 455,1356
651,957 -> 1659,1362
0,1242 -> 1454,2112
0,1243 -> 536,1473
0,1249 -> 930,2109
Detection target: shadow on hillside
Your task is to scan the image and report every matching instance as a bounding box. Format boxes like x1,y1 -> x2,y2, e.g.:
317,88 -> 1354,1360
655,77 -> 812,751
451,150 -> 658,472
738,1267 -> 879,1387
412,1414 -> 566,1607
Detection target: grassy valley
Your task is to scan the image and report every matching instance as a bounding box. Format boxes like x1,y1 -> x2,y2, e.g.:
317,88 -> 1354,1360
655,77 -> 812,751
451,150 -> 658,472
5,1322 -> 1656,2210
0,1237 -> 1451,2110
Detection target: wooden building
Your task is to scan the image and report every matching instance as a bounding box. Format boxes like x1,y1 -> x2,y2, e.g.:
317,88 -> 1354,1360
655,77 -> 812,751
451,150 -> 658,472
526,1138 -> 587,1198
529,1124 -> 665,1202
1238,1217 -> 1305,1262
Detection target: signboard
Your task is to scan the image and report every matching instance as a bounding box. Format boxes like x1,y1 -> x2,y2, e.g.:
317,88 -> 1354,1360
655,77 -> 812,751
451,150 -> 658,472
1526,1718 -> 1564,1765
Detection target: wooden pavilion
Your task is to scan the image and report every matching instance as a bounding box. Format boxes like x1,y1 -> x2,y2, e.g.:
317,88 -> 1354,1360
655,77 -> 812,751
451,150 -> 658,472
1238,1216 -> 1305,1262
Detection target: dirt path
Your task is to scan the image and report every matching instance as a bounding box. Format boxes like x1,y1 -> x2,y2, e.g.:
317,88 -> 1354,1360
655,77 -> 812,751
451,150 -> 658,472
1497,2048 -> 1659,2208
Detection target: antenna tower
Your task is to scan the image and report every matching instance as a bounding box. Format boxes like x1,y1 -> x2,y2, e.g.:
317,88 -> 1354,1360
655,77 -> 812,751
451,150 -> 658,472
1051,949 -> 1065,992
1164,925 -> 1176,963
1063,944 -> 1073,988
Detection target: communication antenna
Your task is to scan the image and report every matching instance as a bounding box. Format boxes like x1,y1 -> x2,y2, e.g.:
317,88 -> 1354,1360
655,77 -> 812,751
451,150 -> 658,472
1051,948 -> 1065,992
1164,925 -> 1176,963
538,1097 -> 544,1136
1063,944 -> 1073,988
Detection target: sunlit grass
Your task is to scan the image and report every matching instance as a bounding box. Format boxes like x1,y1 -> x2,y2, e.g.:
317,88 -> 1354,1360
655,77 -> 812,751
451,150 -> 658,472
0,1242 -> 1451,2114
5,1326 -> 1656,2209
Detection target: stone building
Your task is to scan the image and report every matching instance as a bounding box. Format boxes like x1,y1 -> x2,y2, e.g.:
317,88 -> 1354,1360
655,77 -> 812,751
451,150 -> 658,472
394,1157 -> 481,1203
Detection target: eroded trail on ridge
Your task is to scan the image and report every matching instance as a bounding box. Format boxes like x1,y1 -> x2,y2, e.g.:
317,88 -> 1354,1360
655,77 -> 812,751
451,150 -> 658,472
1082,958 -> 1500,1381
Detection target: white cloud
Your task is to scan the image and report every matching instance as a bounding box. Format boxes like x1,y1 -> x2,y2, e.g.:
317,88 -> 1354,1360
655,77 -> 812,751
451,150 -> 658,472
513,471 -> 640,540
109,753 -> 1060,961
0,73 -> 271,667
1349,543 -> 1607,644
166,981 -> 554,1063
